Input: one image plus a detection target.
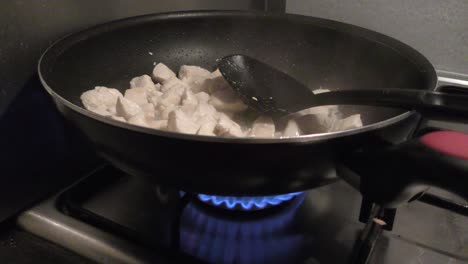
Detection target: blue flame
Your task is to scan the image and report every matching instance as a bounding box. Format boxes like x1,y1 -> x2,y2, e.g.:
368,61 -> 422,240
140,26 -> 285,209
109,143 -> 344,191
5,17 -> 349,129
197,192 -> 303,210
180,193 -> 306,263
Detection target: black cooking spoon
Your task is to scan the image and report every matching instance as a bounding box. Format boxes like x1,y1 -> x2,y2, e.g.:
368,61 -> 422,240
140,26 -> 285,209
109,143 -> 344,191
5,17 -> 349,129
218,55 -> 468,121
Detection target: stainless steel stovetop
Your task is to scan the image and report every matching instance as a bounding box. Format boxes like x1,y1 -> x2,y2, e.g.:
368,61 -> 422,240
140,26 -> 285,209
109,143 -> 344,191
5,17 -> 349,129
17,73 -> 468,264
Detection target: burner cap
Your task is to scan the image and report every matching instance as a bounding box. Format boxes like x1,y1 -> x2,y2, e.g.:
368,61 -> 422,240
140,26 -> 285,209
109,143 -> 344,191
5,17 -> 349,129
197,192 -> 303,211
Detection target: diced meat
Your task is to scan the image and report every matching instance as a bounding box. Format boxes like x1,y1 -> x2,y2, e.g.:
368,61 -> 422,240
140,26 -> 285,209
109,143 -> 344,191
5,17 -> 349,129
128,114 -> 149,127
116,97 -> 143,120
283,119 -> 302,137
148,120 -> 168,130
80,86 -> 122,115
179,65 -> 212,93
178,65 -> 211,80
209,88 -> 248,113
124,87 -> 148,106
215,114 -> 244,137
330,114 -> 363,132
196,116 -> 217,136
249,116 -> 275,138
152,63 -> 176,84
160,77 -> 189,93
203,69 -> 231,93
141,103 -> 156,119
193,103 -> 218,121
195,92 -> 210,103
130,75 -> 155,91
159,83 -> 186,105
154,100 -> 177,120
81,62 -> 359,138
295,105 -> 340,131
167,109 -> 200,134
182,88 -> 198,107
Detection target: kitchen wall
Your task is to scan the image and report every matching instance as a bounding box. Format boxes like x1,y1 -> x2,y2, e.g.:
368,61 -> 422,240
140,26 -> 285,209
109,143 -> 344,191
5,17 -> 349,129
287,0 -> 468,76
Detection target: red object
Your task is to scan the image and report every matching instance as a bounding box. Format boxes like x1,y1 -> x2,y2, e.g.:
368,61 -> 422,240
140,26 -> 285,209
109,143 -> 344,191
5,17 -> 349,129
420,131 -> 468,160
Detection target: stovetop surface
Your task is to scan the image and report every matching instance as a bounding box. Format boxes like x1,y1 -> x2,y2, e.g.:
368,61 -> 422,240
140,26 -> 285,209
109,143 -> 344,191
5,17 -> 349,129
18,165 -> 468,264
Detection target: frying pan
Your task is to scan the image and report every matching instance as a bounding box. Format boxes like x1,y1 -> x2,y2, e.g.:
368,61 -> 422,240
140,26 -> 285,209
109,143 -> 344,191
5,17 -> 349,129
39,11 -> 467,206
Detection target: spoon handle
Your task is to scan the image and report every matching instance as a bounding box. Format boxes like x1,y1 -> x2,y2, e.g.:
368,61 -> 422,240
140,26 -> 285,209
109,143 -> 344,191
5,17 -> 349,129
301,89 -> 468,122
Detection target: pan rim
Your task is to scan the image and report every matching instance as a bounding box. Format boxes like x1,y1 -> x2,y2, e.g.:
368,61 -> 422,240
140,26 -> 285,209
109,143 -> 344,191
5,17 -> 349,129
38,10 -> 435,144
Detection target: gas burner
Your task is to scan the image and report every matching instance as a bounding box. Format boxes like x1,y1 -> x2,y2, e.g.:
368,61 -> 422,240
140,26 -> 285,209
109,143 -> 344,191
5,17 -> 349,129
196,192 -> 304,211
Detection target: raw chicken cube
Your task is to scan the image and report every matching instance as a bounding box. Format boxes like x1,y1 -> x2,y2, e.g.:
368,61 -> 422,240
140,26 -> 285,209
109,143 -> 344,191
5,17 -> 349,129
116,97 -> 143,120
130,75 -> 155,91
160,78 -> 189,93
215,114 -> 244,137
193,103 -> 218,121
204,69 -> 230,93
154,102 -> 177,120
141,103 -> 156,119
209,88 -> 248,113
179,65 -> 212,93
80,86 -> 122,115
283,119 -> 302,137
159,83 -> 186,105
178,65 -> 211,80
196,116 -> 217,136
249,116 -> 275,138
152,63 -> 176,84
330,114 -> 363,132
148,120 -> 168,130
195,92 -> 210,103
167,109 -> 200,134
182,88 -> 198,106
128,113 -> 149,127
124,87 -> 148,106
295,105 -> 340,131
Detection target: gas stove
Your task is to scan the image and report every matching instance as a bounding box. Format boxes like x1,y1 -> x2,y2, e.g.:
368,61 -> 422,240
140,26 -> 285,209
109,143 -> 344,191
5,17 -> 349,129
17,165 -> 468,264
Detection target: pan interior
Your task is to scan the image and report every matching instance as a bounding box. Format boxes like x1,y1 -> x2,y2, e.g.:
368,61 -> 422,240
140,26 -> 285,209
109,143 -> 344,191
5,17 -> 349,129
40,12 -> 435,139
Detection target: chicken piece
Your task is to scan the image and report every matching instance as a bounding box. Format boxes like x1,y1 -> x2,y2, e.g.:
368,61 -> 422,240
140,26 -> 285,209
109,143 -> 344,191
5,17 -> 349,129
152,63 -> 176,84
182,88 -> 198,106
167,109 -> 200,134
116,97 -> 143,120
124,87 -> 148,106
130,75 -> 155,91
148,120 -> 168,130
249,116 -> 275,138
215,113 -> 244,137
179,65 -> 211,80
295,105 -> 340,131
160,77 -> 189,93
209,88 -> 248,113
154,102 -> 177,120
128,113 -> 149,127
179,65 -> 212,93
159,82 -> 186,105
80,86 -> 122,115
141,103 -> 156,119
283,119 -> 302,137
195,92 -> 210,103
330,114 -> 363,132
196,116 -> 217,136
204,69 -> 231,93
193,103 -> 218,121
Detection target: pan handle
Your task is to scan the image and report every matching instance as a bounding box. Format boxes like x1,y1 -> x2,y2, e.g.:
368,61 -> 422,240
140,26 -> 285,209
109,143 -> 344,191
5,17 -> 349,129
344,130 -> 468,207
